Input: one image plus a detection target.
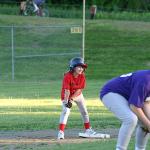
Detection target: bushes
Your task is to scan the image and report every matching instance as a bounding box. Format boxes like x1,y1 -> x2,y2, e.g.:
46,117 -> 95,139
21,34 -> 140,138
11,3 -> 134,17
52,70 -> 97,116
0,4 -> 19,15
1,0 -> 150,12
0,1 -> 150,21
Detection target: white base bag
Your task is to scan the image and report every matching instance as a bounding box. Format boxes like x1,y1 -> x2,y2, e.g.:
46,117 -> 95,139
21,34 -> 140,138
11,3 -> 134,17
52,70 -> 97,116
78,132 -> 110,138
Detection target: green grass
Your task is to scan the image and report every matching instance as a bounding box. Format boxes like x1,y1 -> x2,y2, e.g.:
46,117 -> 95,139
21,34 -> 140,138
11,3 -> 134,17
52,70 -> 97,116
0,14 -> 82,25
0,15 -> 83,81
35,140 -> 150,150
0,14 -> 150,131
1,15 -> 150,81
0,140 -> 120,150
0,79 -> 104,99
86,20 -> 150,79
0,99 -> 119,130
1,139 -> 150,150
0,80 -> 119,130
0,14 -> 150,149
0,80 -> 115,131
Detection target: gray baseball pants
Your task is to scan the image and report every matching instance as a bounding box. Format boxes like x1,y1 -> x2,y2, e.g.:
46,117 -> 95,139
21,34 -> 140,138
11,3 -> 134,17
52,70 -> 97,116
102,92 -> 150,150
59,93 -> 89,124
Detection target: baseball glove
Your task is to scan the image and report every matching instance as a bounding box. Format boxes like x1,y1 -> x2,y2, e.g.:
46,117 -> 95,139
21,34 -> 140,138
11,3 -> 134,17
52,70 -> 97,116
65,100 -> 72,108
141,127 -> 149,133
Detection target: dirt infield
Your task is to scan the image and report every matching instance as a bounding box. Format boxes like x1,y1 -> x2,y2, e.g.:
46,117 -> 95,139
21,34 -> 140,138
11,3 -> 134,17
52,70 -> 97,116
0,128 -> 119,149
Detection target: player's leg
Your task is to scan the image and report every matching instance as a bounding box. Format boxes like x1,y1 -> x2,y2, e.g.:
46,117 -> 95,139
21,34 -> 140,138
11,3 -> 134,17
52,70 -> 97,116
20,1 -> 26,15
102,92 -> 138,150
74,94 -> 98,137
58,102 -> 71,139
135,125 -> 149,150
76,94 -> 110,138
74,94 -> 90,129
32,1 -> 39,12
135,101 -> 150,150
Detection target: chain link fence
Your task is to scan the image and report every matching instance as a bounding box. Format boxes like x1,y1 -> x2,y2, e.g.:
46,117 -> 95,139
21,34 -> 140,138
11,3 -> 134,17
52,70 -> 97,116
0,25 -> 82,81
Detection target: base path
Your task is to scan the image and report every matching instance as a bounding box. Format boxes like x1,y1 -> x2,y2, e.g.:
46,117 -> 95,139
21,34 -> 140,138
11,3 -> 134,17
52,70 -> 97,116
0,128 -> 119,145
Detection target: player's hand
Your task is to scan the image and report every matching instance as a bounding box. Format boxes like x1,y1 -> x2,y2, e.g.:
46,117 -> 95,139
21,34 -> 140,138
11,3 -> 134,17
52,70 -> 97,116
63,99 -> 73,108
141,126 -> 150,133
63,100 -> 68,105
147,126 -> 150,132
65,99 -> 73,108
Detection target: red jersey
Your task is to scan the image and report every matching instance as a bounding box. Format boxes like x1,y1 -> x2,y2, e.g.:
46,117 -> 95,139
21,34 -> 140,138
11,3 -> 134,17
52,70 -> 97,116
61,71 -> 86,100
90,6 -> 97,14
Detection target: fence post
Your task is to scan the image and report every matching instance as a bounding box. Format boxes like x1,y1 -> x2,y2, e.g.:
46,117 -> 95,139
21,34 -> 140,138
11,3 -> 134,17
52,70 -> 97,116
11,26 -> 15,80
82,0 -> 85,60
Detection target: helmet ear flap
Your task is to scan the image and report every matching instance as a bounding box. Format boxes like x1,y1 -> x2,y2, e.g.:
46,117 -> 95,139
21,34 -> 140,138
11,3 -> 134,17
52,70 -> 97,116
69,63 -> 74,71
69,66 -> 73,71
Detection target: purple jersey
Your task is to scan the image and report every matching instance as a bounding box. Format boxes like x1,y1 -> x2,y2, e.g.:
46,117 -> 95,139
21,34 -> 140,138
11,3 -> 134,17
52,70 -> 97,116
100,70 -> 150,108
34,0 -> 45,5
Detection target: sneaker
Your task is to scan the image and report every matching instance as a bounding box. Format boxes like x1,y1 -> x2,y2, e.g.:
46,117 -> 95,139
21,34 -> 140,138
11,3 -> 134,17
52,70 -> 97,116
85,127 -> 96,135
57,130 -> 64,139
79,127 -> 96,138
79,128 -> 110,138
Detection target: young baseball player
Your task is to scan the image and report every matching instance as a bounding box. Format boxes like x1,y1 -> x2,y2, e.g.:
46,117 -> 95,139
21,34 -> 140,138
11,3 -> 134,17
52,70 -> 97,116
57,57 -> 96,139
100,70 -> 150,150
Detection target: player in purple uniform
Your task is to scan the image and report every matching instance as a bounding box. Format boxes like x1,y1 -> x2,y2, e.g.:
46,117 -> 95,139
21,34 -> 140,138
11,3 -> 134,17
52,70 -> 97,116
100,70 -> 150,150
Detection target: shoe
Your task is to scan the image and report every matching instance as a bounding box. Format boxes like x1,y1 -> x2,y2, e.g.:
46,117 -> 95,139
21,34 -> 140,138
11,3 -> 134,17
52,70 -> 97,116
57,130 -> 64,139
85,127 -> 96,136
79,128 -> 110,138
79,127 -> 96,138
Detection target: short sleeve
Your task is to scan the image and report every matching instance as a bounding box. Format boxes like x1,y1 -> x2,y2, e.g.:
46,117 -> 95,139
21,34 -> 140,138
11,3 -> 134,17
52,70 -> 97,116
128,82 -> 147,108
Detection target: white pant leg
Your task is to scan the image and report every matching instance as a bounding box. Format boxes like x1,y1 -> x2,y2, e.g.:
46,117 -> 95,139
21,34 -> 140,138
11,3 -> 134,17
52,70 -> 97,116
135,101 -> 150,150
102,92 -> 138,150
74,94 -> 89,123
135,121 -> 150,150
59,102 -> 71,124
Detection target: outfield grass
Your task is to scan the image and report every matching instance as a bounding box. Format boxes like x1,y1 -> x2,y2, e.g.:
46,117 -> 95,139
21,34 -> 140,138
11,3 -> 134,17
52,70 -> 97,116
0,98 -> 120,130
0,14 -> 82,25
31,139 -> 150,150
2,139 -> 150,150
0,14 -> 150,131
2,95 -> 149,149
0,79 -> 120,130
0,15 -> 150,81
86,19 -> 150,79
0,79 -> 105,99
0,14 -> 150,149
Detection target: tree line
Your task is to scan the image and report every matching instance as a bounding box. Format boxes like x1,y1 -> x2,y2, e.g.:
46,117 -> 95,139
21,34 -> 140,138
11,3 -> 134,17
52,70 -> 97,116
0,0 -> 150,11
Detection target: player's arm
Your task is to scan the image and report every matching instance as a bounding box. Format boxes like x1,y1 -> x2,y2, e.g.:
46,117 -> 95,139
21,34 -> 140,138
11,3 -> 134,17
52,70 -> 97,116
143,101 -> 150,120
64,89 -> 70,102
70,89 -> 82,100
63,89 -> 72,108
130,104 -> 150,131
